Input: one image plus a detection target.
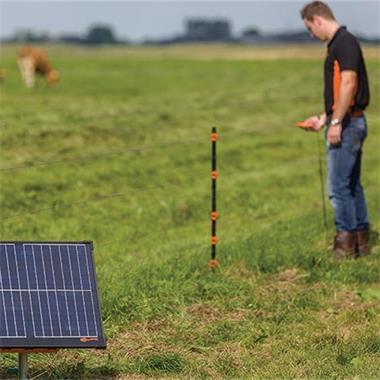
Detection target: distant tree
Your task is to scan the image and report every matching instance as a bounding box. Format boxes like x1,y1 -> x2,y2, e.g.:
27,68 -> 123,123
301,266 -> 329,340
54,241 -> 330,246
185,19 -> 232,41
86,25 -> 116,44
241,27 -> 261,38
59,34 -> 85,44
12,29 -> 51,43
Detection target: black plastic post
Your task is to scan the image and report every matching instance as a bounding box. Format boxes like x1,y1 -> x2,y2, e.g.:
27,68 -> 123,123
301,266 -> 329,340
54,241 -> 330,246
210,127 -> 219,269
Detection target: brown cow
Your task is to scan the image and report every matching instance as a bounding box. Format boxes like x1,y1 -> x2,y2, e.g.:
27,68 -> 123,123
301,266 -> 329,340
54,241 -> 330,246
17,46 -> 59,88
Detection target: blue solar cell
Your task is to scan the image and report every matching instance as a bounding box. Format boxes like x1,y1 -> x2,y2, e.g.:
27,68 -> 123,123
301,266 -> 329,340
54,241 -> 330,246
0,242 -> 105,348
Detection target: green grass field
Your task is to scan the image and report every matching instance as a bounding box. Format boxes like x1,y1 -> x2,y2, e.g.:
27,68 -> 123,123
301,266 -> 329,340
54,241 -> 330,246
0,44 -> 379,379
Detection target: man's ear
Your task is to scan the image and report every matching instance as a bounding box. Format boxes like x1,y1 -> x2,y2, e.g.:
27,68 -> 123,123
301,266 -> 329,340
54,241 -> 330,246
313,15 -> 323,26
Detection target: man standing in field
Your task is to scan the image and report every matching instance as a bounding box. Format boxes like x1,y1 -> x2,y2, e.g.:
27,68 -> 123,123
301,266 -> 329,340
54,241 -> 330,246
300,1 -> 370,258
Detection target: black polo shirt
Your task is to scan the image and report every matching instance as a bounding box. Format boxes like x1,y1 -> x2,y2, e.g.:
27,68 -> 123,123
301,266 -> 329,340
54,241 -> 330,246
324,26 -> 370,117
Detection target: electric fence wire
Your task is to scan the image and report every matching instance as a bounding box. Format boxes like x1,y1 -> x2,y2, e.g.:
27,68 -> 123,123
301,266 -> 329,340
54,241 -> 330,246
0,152 -> 322,222
0,128 -> 333,251
0,124 -> 297,173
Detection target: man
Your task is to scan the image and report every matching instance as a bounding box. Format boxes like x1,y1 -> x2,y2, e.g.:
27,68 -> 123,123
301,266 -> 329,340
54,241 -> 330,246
17,46 -> 59,88
300,1 -> 370,258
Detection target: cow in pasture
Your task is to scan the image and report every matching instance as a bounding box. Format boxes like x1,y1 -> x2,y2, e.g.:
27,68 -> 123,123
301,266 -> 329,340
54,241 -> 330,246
17,46 -> 59,88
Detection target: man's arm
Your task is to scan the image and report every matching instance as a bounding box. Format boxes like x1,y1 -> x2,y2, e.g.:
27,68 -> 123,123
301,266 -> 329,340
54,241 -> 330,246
327,70 -> 357,145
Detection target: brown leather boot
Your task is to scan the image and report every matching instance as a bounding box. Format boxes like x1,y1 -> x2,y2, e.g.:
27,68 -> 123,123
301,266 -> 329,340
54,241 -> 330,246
356,229 -> 370,256
333,231 -> 357,259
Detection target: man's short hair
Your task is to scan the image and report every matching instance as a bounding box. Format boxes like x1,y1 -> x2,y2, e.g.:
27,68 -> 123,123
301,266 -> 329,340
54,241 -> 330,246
300,1 -> 336,21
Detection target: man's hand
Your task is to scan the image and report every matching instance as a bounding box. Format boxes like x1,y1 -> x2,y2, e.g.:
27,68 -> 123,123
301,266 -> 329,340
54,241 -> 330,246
327,124 -> 342,145
302,115 -> 325,131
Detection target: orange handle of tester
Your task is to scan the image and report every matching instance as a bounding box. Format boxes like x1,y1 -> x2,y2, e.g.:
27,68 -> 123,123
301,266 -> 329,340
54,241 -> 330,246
296,121 -> 313,129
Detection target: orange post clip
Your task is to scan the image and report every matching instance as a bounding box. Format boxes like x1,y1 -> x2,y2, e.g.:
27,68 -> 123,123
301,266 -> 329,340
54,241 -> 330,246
209,259 -> 219,269
211,211 -> 218,220
211,170 -> 218,179
211,236 -> 218,245
211,132 -> 218,141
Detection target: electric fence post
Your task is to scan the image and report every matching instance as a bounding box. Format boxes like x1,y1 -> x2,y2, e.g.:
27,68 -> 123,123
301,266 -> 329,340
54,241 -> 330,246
209,127 -> 219,269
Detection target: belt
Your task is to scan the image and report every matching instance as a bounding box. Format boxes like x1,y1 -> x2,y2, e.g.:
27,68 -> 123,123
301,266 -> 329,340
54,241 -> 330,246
350,110 -> 364,118
326,110 -> 364,126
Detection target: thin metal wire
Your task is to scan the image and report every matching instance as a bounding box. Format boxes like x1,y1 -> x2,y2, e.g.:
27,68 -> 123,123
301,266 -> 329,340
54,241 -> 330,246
1,191 -> 132,220
0,125 -> 284,173
96,218 -> 206,250
0,152 -> 317,222
316,132 -> 328,244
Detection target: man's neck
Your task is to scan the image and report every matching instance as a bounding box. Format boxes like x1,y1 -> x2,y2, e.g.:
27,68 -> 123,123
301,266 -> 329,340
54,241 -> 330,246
326,22 -> 341,42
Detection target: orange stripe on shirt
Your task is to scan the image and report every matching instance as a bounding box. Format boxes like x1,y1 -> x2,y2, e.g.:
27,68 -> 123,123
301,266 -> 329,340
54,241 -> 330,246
332,60 -> 340,111
333,59 -> 356,111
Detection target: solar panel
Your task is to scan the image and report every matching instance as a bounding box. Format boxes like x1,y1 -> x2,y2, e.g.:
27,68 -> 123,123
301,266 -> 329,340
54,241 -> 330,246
0,242 -> 105,349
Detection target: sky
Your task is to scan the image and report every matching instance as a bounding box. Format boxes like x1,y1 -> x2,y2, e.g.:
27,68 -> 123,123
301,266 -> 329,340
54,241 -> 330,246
1,1 -> 379,42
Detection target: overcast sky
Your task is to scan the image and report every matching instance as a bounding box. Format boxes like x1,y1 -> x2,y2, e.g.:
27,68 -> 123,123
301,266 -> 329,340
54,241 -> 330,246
1,1 -> 379,42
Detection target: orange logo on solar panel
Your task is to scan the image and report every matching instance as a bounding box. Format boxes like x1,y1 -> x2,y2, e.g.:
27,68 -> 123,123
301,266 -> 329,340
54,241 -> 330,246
80,337 -> 99,343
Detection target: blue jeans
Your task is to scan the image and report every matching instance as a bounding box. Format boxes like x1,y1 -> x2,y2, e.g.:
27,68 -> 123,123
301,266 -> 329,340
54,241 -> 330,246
326,116 -> 369,232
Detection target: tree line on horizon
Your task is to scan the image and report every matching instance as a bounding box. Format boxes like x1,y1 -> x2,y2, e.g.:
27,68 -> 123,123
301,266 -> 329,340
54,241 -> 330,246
2,18 -> 379,45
